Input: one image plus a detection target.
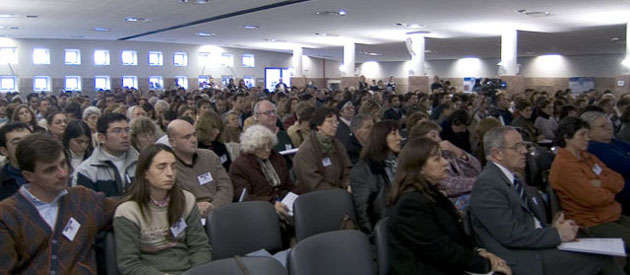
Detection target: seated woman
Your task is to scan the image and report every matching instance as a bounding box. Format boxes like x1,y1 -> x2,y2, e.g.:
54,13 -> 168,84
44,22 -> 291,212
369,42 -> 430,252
510,99 -> 541,143
534,99 -> 557,140
388,137 -> 510,275
114,144 -> 211,275
63,120 -> 93,172
11,104 -> 45,133
196,111 -> 233,171
294,107 -> 352,192
408,120 -> 482,211
350,120 -> 401,233
46,111 -> 68,141
83,106 -> 102,147
549,117 -> 630,272
222,112 -> 241,144
130,117 -> 159,153
229,125 -> 302,217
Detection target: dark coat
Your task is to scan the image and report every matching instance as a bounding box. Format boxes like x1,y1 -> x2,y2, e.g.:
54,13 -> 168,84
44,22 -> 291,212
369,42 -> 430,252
350,159 -> 392,233
388,189 -> 490,275
335,120 -> 362,165
0,164 -> 20,201
293,132 -> 352,192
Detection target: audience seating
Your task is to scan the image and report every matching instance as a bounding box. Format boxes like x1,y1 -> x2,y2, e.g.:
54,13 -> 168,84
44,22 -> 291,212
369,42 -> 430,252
288,230 -> 376,275
293,189 -> 358,242
373,217 -> 390,275
206,201 -> 283,259
184,256 -> 287,275
546,185 -> 561,219
525,147 -> 555,190
104,231 -> 119,275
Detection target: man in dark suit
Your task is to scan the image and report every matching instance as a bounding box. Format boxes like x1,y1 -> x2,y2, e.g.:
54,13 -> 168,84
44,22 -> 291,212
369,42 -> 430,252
469,126 -> 622,275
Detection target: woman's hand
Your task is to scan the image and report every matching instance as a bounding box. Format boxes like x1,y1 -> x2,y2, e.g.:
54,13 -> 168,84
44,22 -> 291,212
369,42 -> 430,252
479,249 -> 511,275
274,201 -> 289,218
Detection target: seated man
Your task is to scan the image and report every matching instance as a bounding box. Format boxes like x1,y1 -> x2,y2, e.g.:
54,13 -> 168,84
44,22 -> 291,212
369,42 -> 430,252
168,119 -> 233,216
441,109 -> 472,153
0,133 -> 117,274
0,122 -> 31,201
469,126 -> 622,275
73,113 -> 139,197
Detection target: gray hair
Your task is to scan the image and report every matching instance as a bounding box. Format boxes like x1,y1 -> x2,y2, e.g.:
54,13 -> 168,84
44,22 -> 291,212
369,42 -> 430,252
126,105 -> 139,119
483,126 -> 516,158
350,113 -> 374,130
580,111 -> 607,127
154,100 -> 170,112
82,106 -> 101,120
148,96 -> 159,106
253,100 -> 276,115
240,125 -> 278,154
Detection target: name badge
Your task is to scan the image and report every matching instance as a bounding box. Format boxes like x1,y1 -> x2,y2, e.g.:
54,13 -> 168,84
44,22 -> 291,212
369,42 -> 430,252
220,154 -> 228,164
198,172 -> 213,185
62,217 -> 81,242
285,144 -> 292,151
170,218 -> 187,237
592,164 -> 602,176
322,157 -> 332,167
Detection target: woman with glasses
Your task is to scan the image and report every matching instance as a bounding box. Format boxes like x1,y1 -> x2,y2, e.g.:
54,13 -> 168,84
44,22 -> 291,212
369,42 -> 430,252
63,120 -> 93,172
294,107 -> 352,192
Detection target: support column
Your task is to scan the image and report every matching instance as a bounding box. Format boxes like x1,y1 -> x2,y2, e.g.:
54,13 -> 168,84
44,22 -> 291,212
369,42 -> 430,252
406,31 -> 426,76
342,42 -> 355,77
500,29 -> 518,76
292,46 -> 303,77
616,21 -> 630,95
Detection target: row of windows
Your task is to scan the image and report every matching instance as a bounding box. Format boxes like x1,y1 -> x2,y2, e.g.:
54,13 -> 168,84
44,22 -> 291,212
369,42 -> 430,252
0,48 -> 256,68
0,75 -> 257,92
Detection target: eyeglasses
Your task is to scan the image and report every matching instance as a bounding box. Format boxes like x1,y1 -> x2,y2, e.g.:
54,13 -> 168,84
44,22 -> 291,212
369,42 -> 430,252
501,142 -> 526,151
257,110 -> 277,116
109,127 -> 131,135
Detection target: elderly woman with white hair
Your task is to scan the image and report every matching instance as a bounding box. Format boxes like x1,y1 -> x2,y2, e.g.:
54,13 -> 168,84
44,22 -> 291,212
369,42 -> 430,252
83,106 -> 101,147
228,125 -> 303,219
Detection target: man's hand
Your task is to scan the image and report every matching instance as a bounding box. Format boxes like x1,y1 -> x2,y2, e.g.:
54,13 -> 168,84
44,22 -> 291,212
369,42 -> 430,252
552,213 -> 578,242
196,202 -> 213,217
479,249 -> 512,275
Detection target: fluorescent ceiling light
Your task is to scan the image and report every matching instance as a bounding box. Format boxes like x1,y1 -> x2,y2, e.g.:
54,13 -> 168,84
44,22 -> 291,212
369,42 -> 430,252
125,17 -> 149,22
241,25 -> 259,29
315,32 -> 339,37
94,27 -> 110,32
197,32 -> 216,37
0,14 -> 17,18
315,10 -> 347,16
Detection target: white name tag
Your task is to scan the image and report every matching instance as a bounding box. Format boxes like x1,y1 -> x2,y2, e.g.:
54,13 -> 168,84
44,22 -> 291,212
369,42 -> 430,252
198,172 -> 213,185
220,154 -> 228,164
170,218 -> 187,237
62,217 -> 81,242
592,164 -> 602,176
322,157 -> 332,167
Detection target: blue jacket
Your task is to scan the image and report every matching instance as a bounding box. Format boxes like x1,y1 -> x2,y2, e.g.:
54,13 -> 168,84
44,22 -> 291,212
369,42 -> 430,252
588,139 -> 630,211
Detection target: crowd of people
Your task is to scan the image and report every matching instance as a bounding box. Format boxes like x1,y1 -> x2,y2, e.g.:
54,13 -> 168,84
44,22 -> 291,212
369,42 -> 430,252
0,76 -> 630,274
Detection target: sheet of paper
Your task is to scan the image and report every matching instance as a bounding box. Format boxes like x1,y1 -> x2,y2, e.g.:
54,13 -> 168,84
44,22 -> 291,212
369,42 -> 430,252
238,188 -> 247,202
558,238 -> 626,257
279,148 -> 299,155
280,192 -> 299,216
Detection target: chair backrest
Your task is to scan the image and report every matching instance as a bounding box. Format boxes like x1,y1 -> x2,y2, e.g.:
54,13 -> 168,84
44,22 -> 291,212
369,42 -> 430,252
206,201 -> 282,260
373,217 -> 390,275
104,231 -> 119,275
525,148 -> 555,190
184,256 -> 287,275
293,189 -> 358,242
288,230 -> 376,275
546,185 -> 561,219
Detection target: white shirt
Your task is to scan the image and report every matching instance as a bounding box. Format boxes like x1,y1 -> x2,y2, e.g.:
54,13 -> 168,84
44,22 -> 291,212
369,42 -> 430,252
19,185 -> 68,229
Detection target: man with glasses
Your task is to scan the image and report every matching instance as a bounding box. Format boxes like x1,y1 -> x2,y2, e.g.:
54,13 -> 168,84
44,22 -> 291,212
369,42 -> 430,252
72,113 -> 138,197
253,100 -> 294,156
469,126 -> 621,275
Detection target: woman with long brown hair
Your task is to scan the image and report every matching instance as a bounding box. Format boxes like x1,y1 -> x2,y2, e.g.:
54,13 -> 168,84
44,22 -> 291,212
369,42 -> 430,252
113,144 -> 211,274
387,137 -> 510,275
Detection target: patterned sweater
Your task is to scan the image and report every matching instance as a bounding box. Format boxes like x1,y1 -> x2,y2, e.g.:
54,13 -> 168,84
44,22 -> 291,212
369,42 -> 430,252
113,190 -> 212,275
0,186 -> 117,275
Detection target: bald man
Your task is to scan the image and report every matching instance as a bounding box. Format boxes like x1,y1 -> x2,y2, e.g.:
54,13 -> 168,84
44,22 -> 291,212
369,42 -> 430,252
167,119 -> 233,216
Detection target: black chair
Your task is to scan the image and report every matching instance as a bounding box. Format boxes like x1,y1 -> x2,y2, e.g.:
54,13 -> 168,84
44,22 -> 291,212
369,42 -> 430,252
206,201 -> 283,260
293,189 -> 358,242
525,148 -> 555,190
288,230 -> 376,275
373,217 -> 390,275
184,256 -> 287,275
104,231 -> 119,275
546,185 -> 561,219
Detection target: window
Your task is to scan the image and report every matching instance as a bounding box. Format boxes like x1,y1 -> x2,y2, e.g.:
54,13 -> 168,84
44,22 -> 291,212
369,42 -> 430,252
33,76 -> 51,92
221,53 -> 233,67
0,76 -> 18,92
242,54 -> 255,68
198,52 -> 211,67
221,75 -> 232,86
173,52 -> 188,66
94,50 -> 110,65
198,75 -> 210,88
243,76 -> 256,88
148,76 -> 163,89
121,50 -> 137,65
94,76 -> 110,91
0,48 -> 18,64
33,48 -> 50,64
174,76 -> 188,89
65,49 -> 81,65
122,76 -> 138,89
148,51 -> 163,66
65,76 -> 81,91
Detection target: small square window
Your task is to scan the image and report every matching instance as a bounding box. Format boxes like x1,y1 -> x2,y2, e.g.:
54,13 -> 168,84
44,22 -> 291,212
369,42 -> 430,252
198,52 -> 211,67
242,54 -> 255,68
121,50 -> 138,65
33,48 -> 50,65
221,53 -> 233,67
65,49 -> 81,65
65,76 -> 81,91
33,76 -> 50,92
198,76 -> 210,88
0,76 -> 18,92
122,76 -> 138,89
0,48 -> 18,65
148,76 -> 163,89
221,75 -> 232,86
174,76 -> 188,89
94,76 -> 110,91
243,76 -> 256,88
148,51 -> 163,66
94,50 -> 110,65
173,52 -> 188,66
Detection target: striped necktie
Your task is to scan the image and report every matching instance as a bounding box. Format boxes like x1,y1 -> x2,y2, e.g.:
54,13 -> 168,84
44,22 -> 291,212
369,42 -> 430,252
513,177 -> 528,204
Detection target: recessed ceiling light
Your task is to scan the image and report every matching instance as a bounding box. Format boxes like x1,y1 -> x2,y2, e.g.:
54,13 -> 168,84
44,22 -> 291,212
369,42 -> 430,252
94,27 -> 110,32
177,0 -> 188,2
264,38 -> 287,43
425,49 -> 433,53
396,22 -> 426,29
9,26 -> 18,30
0,14 -> 17,18
125,17 -> 149,22
26,15 -> 38,18
516,9 -> 550,17
241,24 -> 259,29
196,0 -> 209,3
315,10 -> 347,16
361,51 -> 381,56
315,32 -> 339,37
197,32 -> 216,37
